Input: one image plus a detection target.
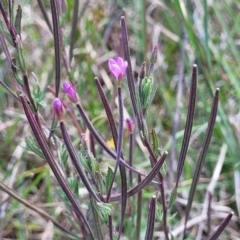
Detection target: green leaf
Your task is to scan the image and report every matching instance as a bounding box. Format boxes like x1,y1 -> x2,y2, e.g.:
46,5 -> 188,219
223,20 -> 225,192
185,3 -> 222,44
105,167 -> 113,195
93,202 -> 113,222
78,152 -> 91,173
25,137 -> 45,159
14,5 -> 22,36
151,129 -> 159,157
169,188 -> 177,208
68,176 -> 79,196
0,21 -> 14,46
95,172 -> 104,194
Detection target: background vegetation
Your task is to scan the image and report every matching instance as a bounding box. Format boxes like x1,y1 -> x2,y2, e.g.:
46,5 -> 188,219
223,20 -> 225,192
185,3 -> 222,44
0,0 -> 240,239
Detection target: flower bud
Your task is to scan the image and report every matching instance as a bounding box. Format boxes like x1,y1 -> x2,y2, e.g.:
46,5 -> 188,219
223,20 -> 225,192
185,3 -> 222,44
126,118 -> 135,134
150,45 -> 158,64
63,81 -> 78,103
53,98 -> 64,121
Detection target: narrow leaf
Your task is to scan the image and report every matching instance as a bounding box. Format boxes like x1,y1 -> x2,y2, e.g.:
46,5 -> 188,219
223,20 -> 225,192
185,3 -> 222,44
14,5 -> 21,35
151,129 -> 159,157
105,167 -> 113,195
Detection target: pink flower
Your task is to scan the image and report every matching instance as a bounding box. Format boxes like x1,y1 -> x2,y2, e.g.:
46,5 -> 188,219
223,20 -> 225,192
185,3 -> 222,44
63,81 -> 78,103
53,98 -> 64,121
108,57 -> 128,80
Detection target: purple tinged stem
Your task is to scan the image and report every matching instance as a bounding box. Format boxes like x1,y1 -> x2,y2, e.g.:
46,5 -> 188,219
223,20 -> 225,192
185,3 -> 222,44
129,133 -> 134,187
75,102 -> 144,176
94,77 -> 127,238
105,87 -> 126,239
144,139 -> 169,240
136,175 -> 142,240
0,32 -> 11,66
19,94 -> 95,239
94,77 -> 118,144
144,195 -> 156,240
0,80 -> 19,102
106,88 -> 124,200
0,180 -> 78,239
60,121 -> 102,202
37,0 -> 53,32
109,152 -> 168,202
69,0 -> 79,63
0,2 -> 17,46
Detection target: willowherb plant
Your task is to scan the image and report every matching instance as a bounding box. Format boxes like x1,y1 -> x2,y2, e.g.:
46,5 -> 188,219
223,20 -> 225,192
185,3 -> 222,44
0,2 -> 234,240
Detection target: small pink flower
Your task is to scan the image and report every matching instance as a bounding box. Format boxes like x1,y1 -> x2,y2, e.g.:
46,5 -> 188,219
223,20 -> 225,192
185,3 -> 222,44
63,81 -> 78,103
125,118 -> 135,134
108,57 -> 128,80
53,98 -> 64,121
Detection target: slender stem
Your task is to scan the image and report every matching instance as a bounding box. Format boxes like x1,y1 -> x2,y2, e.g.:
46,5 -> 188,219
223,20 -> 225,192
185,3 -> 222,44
0,180 -> 78,239
60,121 -> 101,202
106,87 -> 124,200
121,16 -> 142,132
0,2 -> 17,46
109,152 -> 168,202
69,0 -> 79,63
37,0 -> 53,32
75,102 -> 143,176
0,79 -> 19,102
95,78 -> 127,239
48,86 -> 82,135
0,31 -> 12,66
90,198 -> 104,240
136,175 -> 142,240
129,133 -> 134,187
19,94 -> 95,239
144,139 -> 169,240
105,87 -> 126,239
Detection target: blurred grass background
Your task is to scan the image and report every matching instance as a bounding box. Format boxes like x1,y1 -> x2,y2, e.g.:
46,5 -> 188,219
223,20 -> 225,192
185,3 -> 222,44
0,0 -> 240,239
